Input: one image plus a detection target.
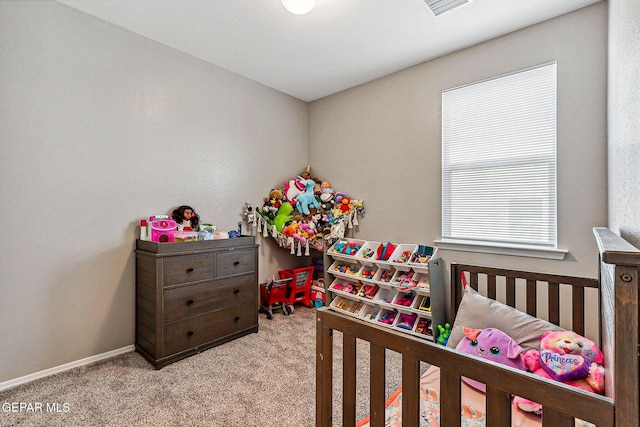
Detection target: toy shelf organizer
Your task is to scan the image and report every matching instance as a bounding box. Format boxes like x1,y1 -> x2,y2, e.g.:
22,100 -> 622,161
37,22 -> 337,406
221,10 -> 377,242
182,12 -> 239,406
326,238 -> 446,342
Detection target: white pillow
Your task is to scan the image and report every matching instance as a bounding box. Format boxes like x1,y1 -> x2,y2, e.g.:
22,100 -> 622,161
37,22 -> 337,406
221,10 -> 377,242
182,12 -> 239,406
447,286 -> 563,350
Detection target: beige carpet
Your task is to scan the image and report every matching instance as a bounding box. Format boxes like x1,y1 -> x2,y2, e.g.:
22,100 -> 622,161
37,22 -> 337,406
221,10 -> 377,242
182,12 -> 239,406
0,306 -> 410,427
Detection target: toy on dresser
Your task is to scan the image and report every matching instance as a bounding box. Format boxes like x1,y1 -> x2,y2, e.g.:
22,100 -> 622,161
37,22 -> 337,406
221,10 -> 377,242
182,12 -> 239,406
148,215 -> 177,243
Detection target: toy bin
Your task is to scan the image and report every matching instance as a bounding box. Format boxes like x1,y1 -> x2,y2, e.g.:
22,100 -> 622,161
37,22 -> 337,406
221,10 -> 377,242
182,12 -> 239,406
388,244 -> 418,272
355,241 -> 381,266
413,316 -> 434,340
372,267 -> 396,288
330,296 -> 364,317
359,304 -> 379,322
412,272 -> 431,294
278,265 -> 314,314
394,312 -> 418,332
413,295 -> 432,313
328,260 -> 361,279
327,238 -> 366,262
390,270 -> 418,290
259,278 -> 293,320
391,291 -> 416,313
358,265 -> 378,282
372,288 -> 397,308
375,308 -> 398,327
407,244 -> 438,272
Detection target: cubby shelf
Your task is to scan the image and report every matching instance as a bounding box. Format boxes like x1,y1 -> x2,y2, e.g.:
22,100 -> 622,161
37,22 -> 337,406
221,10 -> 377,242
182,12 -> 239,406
326,238 -> 446,342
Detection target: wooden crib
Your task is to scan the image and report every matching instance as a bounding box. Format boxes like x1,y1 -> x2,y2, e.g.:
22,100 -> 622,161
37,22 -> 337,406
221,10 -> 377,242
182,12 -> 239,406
316,227 -> 639,426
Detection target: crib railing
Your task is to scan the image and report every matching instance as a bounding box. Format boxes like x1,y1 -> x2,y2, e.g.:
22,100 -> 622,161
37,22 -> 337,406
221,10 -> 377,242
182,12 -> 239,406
450,263 -> 600,338
316,307 -> 614,427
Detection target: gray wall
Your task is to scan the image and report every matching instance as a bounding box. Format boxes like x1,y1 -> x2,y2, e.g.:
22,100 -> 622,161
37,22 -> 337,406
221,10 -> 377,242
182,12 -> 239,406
0,1 -> 307,383
309,3 -> 608,279
609,0 -> 640,245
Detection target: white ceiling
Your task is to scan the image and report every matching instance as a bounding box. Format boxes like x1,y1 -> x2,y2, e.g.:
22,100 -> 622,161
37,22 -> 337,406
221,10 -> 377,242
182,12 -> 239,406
57,0 -> 601,102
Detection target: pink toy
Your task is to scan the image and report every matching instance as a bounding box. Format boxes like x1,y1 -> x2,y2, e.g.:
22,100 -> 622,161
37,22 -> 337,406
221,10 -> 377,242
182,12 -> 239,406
378,310 -> 397,324
513,330 -> 605,414
394,293 -> 414,306
397,313 -> 417,330
456,327 -> 526,392
396,272 -> 418,290
149,215 -> 177,243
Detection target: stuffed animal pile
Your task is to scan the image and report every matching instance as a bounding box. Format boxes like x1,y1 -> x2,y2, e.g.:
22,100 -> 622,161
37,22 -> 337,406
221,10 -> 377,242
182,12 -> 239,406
513,330 -> 605,415
256,166 -> 364,254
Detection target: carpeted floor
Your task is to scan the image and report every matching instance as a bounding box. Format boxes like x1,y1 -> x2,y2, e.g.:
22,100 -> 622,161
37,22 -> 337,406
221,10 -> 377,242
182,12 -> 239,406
0,306 -> 408,427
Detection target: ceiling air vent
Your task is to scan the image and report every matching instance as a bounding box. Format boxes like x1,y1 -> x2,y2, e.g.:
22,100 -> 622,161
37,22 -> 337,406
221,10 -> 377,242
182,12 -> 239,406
424,0 -> 471,16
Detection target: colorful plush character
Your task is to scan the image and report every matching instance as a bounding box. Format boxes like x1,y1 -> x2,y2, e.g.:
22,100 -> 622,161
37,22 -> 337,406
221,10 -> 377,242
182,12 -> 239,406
513,330 -> 605,414
295,179 -> 320,216
273,202 -> 293,232
284,178 -> 305,202
456,327 -> 526,392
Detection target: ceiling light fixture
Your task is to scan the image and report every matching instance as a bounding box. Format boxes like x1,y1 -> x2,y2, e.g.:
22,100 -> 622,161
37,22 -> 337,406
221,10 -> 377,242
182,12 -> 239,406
282,0 -> 316,15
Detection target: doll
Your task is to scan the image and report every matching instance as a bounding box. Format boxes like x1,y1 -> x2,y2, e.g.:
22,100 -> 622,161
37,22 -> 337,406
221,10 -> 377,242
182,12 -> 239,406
172,205 -> 200,231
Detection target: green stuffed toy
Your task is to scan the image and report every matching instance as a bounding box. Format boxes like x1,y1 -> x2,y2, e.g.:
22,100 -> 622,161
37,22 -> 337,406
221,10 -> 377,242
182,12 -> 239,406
273,202 -> 293,232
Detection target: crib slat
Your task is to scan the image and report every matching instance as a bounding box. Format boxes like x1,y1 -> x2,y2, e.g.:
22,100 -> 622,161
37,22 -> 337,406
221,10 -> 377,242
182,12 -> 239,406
440,369 -> 462,427
572,286 -> 585,335
541,407 -> 573,427
370,343 -> 386,427
485,386 -> 512,427
343,334 -> 357,427
526,279 -> 537,316
402,354 -> 420,427
506,276 -> 516,307
316,312 -> 333,427
487,274 -> 496,300
548,282 -> 560,325
470,272 -> 478,291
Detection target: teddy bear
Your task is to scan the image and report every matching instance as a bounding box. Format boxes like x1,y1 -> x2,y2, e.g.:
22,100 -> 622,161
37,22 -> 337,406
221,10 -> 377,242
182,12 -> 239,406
513,330 -> 605,414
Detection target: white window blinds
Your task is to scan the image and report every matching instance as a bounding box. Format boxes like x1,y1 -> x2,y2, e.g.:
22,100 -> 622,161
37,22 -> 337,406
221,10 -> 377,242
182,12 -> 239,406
441,62 -> 557,248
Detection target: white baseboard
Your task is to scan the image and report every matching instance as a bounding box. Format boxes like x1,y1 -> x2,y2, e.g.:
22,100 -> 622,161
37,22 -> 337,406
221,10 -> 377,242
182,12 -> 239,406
0,345 -> 135,392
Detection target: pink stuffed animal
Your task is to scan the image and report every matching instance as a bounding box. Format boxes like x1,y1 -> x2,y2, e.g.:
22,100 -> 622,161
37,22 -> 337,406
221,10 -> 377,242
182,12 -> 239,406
456,327 -> 526,392
513,330 -> 605,414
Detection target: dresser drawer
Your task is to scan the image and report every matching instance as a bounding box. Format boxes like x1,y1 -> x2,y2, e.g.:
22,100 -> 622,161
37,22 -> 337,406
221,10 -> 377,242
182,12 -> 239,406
163,274 -> 256,324
163,254 -> 214,287
163,302 -> 256,356
216,249 -> 255,277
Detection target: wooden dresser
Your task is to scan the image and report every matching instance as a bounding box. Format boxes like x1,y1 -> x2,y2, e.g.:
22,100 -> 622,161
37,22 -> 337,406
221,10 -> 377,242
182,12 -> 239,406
135,236 -> 259,369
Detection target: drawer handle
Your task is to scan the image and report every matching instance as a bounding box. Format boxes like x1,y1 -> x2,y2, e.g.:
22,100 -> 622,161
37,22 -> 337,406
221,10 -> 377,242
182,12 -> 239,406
186,268 -> 194,273
233,289 -> 240,294
234,317 -> 240,322
187,331 -> 194,337
233,261 -> 240,266
186,299 -> 194,305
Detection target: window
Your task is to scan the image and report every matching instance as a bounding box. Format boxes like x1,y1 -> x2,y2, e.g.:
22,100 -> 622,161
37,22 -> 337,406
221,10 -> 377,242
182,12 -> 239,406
438,62 -> 566,259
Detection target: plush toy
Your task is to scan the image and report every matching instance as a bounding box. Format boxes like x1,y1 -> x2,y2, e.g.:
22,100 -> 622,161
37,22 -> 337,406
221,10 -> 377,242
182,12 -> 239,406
513,330 -> 605,414
296,179 -> 320,216
456,327 -> 526,392
284,178 -> 305,202
319,181 -> 334,202
273,202 -> 293,232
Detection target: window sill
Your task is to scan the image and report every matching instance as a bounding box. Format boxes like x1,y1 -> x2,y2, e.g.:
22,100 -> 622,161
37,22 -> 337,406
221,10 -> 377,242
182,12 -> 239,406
434,239 -> 568,260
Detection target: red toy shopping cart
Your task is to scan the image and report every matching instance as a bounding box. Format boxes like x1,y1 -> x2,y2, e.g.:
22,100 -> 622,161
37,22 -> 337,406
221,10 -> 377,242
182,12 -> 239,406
278,266 -> 314,314
259,277 -> 292,320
